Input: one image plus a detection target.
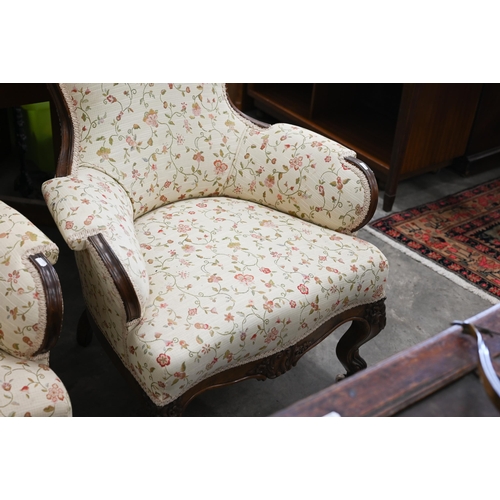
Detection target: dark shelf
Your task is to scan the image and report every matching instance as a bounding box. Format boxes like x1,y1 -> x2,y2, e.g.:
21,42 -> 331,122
239,83 -> 491,211
305,105 -> 396,170
248,83 -> 400,172
248,84 -> 314,124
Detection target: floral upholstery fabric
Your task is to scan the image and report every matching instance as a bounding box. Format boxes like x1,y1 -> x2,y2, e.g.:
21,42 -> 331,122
0,201 -> 72,416
0,351 -> 71,417
42,168 -> 149,316
129,197 -> 388,405
74,247 -> 131,361
0,200 -> 58,358
52,83 -> 247,220
44,83 -> 368,233
41,83 -> 389,408
227,123 -> 370,232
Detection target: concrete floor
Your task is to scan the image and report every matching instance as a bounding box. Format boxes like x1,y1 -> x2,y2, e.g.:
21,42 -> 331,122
36,157 -> 500,417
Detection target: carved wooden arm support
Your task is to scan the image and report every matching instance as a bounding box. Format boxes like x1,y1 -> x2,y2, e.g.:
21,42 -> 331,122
343,155 -> 378,231
88,234 -> 141,323
0,199 -> 63,358
42,167 -> 149,317
29,253 -> 63,356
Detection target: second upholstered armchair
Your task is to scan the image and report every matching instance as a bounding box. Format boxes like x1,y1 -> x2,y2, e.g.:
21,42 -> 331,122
42,83 -> 388,416
0,200 -> 71,417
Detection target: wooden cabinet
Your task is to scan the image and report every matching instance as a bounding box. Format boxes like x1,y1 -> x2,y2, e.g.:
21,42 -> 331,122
464,83 -> 500,163
231,83 -> 493,211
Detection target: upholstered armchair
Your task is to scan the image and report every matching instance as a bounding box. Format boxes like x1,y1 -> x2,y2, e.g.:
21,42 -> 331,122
43,83 -> 389,416
0,200 -> 71,417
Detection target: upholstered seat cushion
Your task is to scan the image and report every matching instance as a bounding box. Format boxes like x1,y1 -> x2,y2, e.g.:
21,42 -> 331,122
0,351 -> 72,417
124,197 -> 388,405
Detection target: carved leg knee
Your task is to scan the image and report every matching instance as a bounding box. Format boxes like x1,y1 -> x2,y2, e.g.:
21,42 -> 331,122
335,299 -> 386,378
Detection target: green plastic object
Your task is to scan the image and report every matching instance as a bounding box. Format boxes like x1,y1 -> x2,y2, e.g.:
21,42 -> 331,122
21,101 -> 55,172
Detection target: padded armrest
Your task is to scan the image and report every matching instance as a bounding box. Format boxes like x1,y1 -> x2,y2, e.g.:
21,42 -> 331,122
42,167 -> 149,315
0,200 -> 59,263
226,123 -> 378,233
0,201 -> 62,358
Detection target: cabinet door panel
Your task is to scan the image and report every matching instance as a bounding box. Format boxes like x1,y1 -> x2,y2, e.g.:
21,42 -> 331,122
394,84 -> 482,176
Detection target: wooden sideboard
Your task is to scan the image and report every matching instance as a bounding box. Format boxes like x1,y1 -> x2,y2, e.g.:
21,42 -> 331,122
229,84 -> 500,211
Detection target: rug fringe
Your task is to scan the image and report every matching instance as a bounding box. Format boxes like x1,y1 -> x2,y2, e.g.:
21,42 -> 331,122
363,225 -> 500,305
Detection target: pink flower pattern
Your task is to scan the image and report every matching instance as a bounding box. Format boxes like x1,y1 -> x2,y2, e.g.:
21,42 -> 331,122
0,200 -> 72,417
41,83 -> 388,407
127,197 -> 388,405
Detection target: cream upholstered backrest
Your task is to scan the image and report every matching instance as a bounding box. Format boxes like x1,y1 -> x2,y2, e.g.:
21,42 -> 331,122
60,83 -> 251,219
55,83 -> 374,236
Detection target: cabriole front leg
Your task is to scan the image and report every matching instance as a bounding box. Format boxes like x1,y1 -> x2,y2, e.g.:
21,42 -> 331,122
335,299 -> 387,380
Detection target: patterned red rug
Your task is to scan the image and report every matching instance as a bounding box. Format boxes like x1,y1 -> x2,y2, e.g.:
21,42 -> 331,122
369,178 -> 500,302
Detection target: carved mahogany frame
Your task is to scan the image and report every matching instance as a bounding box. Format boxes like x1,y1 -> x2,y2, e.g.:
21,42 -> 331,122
88,234 -> 141,322
46,84 -> 73,178
29,253 -> 64,356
